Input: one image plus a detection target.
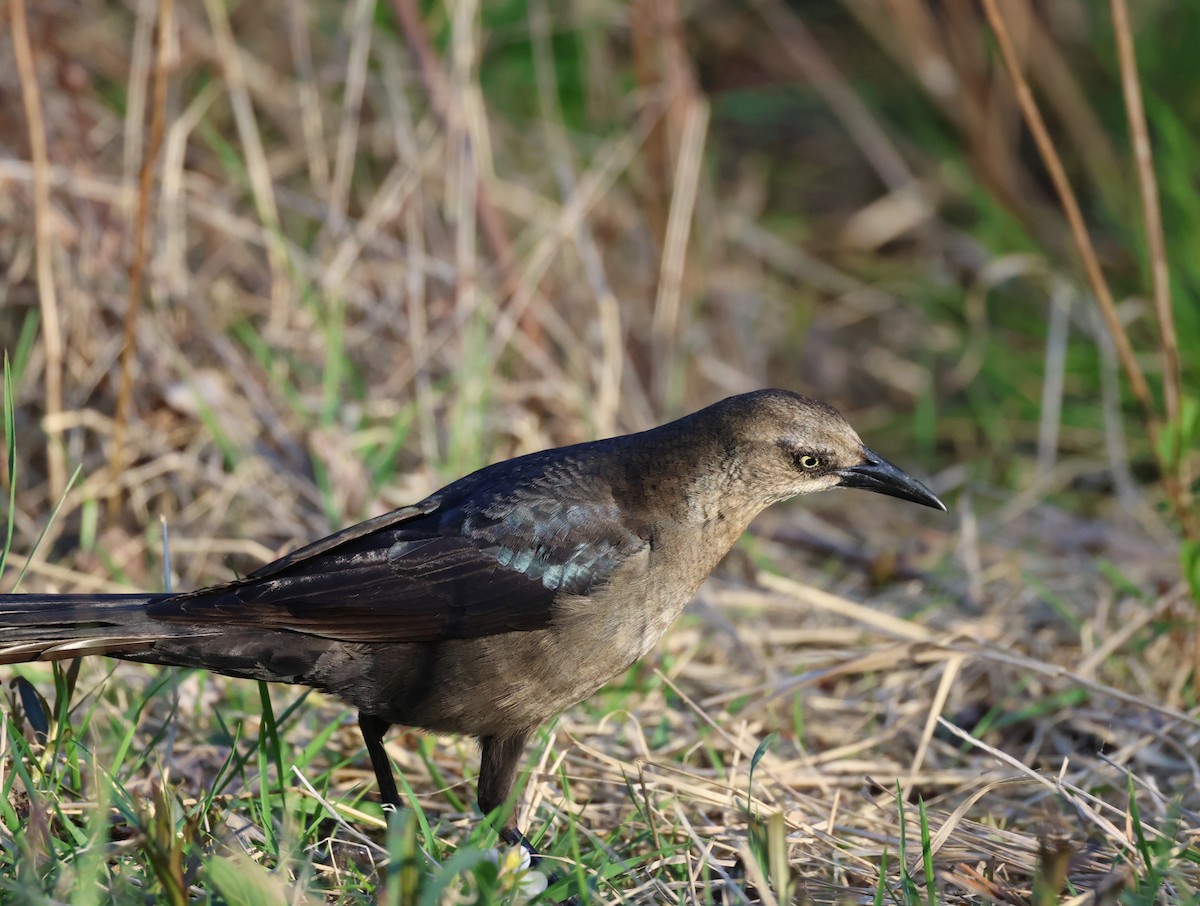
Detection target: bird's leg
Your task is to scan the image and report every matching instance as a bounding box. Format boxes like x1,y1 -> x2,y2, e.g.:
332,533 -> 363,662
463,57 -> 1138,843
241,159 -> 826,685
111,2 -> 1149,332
478,731 -> 539,860
478,732 -> 583,904
480,733 -> 588,902
359,712 -> 402,812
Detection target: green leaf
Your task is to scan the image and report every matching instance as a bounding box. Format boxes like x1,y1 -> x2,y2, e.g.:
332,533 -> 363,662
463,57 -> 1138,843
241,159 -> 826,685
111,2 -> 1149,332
918,797 -> 935,906
206,852 -> 291,906
1179,395 -> 1200,449
1182,539 -> 1200,606
747,730 -> 778,812
1157,395 -> 1200,469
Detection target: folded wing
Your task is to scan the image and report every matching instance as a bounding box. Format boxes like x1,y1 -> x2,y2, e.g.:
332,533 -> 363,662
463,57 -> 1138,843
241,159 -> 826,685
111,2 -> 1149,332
147,455 -> 647,643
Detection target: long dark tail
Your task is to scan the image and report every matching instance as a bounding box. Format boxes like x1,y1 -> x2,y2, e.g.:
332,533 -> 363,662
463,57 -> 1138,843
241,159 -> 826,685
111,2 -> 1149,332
0,592 -> 338,689
0,593 -> 179,665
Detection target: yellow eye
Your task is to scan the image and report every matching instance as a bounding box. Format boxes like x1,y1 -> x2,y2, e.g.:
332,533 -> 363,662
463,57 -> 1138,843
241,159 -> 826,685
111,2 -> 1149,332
798,454 -> 821,470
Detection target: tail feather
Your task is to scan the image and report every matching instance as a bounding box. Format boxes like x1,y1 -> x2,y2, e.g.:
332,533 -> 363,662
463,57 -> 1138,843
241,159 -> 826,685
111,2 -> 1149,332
0,593 -> 179,664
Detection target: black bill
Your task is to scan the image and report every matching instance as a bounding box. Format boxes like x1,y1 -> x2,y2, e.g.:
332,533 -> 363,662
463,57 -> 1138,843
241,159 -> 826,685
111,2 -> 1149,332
837,448 -> 946,511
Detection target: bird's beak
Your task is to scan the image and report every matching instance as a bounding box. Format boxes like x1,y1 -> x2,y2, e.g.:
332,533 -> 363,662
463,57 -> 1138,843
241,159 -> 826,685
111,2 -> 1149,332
836,448 -> 947,511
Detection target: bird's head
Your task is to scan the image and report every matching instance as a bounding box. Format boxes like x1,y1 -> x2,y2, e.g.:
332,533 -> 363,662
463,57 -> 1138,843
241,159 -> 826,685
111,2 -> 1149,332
705,389 -> 946,512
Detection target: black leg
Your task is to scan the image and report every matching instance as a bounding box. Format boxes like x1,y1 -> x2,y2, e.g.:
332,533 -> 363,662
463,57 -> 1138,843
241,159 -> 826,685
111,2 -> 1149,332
499,825 -> 539,853
478,731 -> 534,852
359,712 -> 402,811
480,732 -> 582,905
365,724 -> 580,904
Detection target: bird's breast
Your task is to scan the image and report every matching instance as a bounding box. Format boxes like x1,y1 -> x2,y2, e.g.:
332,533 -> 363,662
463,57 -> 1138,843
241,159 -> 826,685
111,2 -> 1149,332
552,524 -> 731,671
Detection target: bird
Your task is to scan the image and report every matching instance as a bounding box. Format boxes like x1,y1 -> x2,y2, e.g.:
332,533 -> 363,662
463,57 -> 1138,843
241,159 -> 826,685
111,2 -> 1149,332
0,389 -> 945,861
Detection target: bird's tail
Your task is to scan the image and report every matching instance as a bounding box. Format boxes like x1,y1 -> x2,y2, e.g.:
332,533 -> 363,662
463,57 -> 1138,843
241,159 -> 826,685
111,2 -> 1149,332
0,593 -> 177,665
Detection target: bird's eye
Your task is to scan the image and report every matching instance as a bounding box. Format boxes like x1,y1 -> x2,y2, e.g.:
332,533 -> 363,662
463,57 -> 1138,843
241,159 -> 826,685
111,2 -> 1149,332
797,453 -> 821,470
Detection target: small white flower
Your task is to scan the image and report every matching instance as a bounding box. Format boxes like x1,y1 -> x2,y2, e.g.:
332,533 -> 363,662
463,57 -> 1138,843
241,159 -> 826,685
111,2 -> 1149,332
484,846 -> 550,901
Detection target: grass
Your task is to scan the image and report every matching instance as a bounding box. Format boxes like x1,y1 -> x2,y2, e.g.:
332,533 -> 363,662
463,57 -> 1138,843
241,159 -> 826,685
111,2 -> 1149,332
1,0 -> 1199,902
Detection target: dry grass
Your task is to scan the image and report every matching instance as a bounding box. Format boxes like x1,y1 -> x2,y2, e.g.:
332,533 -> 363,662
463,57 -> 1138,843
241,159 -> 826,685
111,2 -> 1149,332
1,1 -> 1197,902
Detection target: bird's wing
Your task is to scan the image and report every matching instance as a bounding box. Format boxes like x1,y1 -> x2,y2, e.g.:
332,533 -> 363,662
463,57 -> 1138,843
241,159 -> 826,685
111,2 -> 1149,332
147,464 -> 646,643
243,500 -> 441,580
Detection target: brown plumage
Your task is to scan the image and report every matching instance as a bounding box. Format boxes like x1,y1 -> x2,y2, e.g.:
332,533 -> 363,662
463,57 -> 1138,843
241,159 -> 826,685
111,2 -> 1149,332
0,389 -> 945,859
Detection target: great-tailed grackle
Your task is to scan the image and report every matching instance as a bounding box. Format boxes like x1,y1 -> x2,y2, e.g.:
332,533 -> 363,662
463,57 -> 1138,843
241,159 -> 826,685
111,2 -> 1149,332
0,390 -> 944,856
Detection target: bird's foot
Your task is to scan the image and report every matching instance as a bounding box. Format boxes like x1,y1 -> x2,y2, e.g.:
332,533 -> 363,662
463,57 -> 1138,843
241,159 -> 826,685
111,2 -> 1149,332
499,826 -> 540,863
